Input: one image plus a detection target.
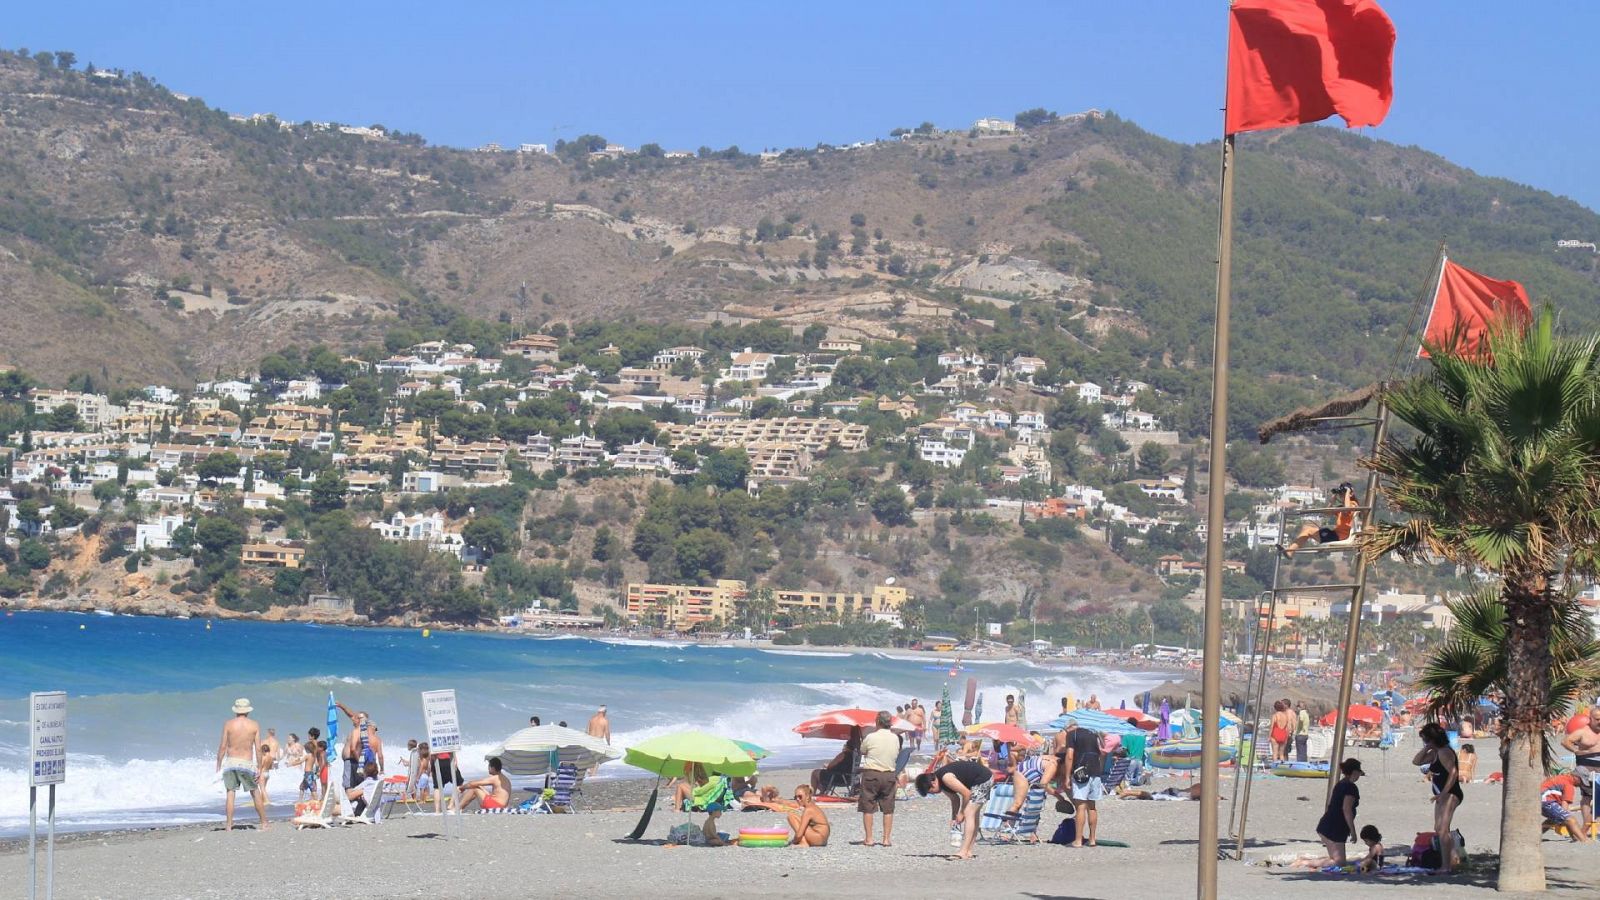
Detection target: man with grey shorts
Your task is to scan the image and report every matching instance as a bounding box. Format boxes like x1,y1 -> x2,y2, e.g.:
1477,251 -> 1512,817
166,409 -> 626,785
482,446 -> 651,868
1060,717 -> 1103,847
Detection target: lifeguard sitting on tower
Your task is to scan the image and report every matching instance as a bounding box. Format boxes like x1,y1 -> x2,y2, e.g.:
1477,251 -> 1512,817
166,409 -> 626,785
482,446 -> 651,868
1280,483 -> 1359,558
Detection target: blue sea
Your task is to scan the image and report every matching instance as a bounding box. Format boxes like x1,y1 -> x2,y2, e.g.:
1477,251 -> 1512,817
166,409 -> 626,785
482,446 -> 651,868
0,611 -> 1154,835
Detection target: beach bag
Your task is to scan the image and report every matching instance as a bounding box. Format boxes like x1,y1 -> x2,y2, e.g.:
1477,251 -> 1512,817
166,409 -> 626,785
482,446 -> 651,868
668,823 -> 709,846
1048,816 -> 1077,845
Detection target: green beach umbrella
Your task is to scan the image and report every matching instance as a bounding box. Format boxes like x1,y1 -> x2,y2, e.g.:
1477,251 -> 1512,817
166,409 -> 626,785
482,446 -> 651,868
938,684 -> 959,745
623,731 -> 758,778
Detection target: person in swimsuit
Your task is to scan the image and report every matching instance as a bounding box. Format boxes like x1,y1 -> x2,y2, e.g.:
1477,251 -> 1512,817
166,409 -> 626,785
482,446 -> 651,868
1269,701 -> 1294,763
1412,722 -> 1462,874
1560,714 -> 1600,834
1282,483 -> 1360,557
455,757 -> 512,812
298,737 -> 321,802
215,698 -> 268,831
786,785 -> 831,847
335,702 -> 385,788
916,758 -> 992,860
284,733 -> 304,770
257,742 -> 276,795
1002,752 -> 1057,820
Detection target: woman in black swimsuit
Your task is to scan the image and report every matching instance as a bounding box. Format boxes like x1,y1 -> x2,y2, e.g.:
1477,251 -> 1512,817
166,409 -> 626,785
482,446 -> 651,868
1411,722 -> 1462,874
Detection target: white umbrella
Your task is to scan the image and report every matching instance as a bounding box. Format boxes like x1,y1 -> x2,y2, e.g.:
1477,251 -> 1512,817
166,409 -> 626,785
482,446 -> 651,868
487,725 -> 622,779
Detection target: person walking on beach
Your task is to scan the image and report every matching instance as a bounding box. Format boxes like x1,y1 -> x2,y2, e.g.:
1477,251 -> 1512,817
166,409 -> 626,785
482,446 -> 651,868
857,711 -> 899,847
586,706 -> 611,775
264,728 -> 281,766
216,698 -> 268,831
1003,695 -> 1019,726
1295,702 -> 1311,763
908,700 -> 925,752
916,757 -> 992,860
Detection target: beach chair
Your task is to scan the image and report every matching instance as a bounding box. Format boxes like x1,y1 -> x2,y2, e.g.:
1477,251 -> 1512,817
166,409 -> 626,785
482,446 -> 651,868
292,783 -> 338,830
341,778 -> 387,825
1101,757 -> 1132,795
979,781 -> 1016,841
892,743 -> 915,800
551,762 -> 582,812
1006,785 -> 1048,843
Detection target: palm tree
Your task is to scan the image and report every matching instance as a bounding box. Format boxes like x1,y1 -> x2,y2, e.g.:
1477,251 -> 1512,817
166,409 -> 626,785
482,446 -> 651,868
1363,311 -> 1600,892
1415,587 -> 1600,766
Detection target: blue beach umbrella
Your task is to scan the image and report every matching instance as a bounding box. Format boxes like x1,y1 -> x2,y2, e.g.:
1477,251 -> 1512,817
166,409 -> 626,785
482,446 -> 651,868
1046,710 -> 1141,736
326,692 -> 339,744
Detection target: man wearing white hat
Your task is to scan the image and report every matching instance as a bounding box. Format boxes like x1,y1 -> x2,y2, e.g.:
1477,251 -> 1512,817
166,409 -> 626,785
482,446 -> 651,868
216,698 -> 268,830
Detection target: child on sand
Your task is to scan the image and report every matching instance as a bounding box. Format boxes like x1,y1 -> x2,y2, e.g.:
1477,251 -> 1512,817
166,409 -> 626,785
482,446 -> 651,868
1357,825 -> 1385,873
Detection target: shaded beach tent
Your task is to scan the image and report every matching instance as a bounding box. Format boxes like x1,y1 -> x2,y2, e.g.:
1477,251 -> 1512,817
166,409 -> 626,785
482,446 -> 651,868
937,685 -> 960,745
792,708 -> 914,741
622,731 -> 758,841
488,725 -> 622,780
1045,710 -> 1141,737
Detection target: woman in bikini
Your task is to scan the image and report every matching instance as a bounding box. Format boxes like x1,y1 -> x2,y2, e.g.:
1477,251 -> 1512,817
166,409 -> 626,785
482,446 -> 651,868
1412,723 -> 1463,875
787,785 -> 831,847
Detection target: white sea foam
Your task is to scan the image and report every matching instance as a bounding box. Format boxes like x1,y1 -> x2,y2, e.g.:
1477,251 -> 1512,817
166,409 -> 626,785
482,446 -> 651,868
756,649 -> 851,658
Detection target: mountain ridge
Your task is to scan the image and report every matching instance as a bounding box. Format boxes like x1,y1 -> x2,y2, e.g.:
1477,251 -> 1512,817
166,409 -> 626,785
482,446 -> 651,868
1,48 -> 1596,425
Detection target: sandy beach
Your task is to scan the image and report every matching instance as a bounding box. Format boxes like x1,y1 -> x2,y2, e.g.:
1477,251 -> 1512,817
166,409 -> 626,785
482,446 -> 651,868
2,739 -> 1591,900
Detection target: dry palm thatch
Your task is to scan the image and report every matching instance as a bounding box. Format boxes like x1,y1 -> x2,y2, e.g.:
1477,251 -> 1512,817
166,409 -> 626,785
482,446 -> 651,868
1256,383 -> 1380,444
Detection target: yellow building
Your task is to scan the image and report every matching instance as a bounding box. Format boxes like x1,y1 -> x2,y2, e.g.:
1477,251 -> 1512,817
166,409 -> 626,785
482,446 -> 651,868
625,579 -> 747,629
241,543 -> 306,569
623,580 -> 909,630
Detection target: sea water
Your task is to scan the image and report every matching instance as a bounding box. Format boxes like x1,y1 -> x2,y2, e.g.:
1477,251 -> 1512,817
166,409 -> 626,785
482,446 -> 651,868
0,612 -> 1154,835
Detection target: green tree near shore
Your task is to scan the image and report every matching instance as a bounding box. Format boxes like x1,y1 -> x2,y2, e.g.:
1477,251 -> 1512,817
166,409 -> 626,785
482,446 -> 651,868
1363,311 -> 1600,893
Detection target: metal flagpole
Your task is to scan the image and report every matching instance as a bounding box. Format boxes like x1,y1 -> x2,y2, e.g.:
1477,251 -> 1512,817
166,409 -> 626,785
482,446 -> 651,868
1198,126 -> 1237,900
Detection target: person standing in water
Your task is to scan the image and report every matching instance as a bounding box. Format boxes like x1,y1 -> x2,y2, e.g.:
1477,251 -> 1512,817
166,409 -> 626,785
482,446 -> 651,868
216,698 -> 268,831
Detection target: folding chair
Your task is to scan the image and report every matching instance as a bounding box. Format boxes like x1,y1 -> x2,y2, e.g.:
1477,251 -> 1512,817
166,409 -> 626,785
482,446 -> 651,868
551,762 -> 582,812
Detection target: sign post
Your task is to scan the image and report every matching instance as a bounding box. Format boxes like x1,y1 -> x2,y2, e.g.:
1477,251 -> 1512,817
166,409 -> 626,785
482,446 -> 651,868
422,690 -> 461,840
29,691 -> 66,900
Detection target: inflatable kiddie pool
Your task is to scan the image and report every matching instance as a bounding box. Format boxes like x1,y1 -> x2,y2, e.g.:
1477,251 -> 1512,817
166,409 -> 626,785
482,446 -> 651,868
737,827 -> 790,848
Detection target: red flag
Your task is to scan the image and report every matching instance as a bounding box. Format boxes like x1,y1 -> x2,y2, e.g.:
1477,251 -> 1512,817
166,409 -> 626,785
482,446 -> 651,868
1418,259 -> 1532,359
1227,0 -> 1396,135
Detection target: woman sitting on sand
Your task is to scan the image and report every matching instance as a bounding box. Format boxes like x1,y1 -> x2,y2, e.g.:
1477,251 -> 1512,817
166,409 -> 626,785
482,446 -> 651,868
787,785 -> 831,847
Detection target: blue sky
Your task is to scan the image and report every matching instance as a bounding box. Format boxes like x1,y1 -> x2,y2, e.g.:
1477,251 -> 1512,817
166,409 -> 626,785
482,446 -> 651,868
11,2 -> 1598,211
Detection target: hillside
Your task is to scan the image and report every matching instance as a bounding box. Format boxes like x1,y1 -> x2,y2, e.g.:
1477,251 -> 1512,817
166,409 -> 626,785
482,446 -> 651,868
2,49 -> 1598,431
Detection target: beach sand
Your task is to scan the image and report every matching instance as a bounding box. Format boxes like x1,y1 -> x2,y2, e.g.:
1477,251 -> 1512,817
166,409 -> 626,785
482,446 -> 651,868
1,740 -> 1590,899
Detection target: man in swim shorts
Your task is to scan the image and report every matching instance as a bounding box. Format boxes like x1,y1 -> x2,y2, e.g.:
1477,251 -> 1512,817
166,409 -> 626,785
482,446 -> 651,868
216,698 -> 268,831
455,756 -> 512,812
1561,714 -> 1600,833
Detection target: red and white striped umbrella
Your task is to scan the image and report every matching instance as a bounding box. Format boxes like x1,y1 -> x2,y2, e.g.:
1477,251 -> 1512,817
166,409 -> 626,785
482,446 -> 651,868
792,708 -> 915,741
